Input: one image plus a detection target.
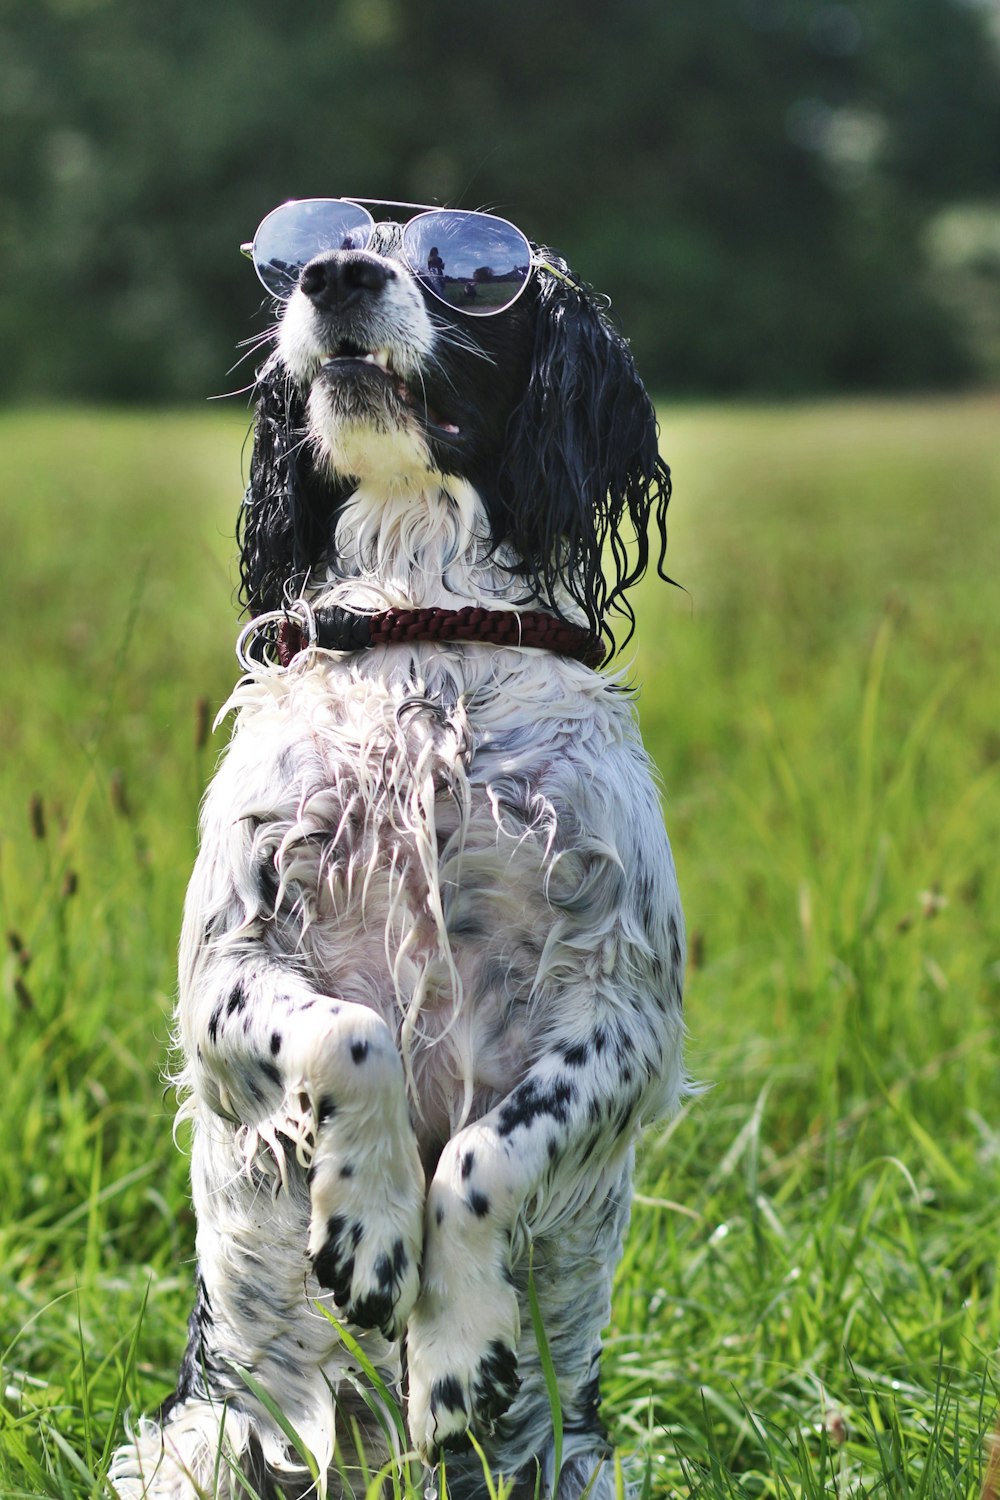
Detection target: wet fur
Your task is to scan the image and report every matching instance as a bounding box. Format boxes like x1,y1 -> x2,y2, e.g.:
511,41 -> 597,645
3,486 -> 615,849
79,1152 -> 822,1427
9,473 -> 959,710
110,217 -> 686,1499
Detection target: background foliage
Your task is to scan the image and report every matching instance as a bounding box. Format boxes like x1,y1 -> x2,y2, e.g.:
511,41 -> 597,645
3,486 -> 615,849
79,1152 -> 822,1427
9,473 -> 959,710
2,0 -> 1000,401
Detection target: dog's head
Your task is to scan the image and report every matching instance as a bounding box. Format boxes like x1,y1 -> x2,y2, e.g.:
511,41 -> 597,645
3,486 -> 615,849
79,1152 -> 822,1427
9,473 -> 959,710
239,199 -> 671,654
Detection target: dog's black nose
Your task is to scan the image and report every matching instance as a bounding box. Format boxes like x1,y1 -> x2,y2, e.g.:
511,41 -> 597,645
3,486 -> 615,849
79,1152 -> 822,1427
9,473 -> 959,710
299,251 -> 395,311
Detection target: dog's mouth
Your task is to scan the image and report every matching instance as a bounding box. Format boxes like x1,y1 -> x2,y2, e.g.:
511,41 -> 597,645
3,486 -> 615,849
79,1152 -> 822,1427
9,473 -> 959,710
318,339 -> 460,437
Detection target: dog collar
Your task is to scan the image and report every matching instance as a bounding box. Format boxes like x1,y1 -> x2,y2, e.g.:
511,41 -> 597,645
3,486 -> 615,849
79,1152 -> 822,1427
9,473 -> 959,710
274,605 -> 605,668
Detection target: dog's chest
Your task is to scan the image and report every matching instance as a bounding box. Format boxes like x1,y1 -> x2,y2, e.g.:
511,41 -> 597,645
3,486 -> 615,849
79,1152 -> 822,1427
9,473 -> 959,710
210,649 -> 661,1133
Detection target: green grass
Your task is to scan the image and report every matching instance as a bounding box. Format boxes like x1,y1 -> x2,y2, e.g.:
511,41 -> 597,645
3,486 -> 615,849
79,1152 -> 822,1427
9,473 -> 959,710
1,396 -> 998,1498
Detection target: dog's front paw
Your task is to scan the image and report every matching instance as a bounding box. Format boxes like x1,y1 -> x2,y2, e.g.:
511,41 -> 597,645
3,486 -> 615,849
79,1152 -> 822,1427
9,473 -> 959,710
406,1278 -> 521,1458
307,1132 -> 424,1338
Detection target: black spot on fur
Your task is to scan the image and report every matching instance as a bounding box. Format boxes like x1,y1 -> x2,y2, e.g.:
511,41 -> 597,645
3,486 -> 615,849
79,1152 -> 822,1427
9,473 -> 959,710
350,1038 -> 369,1064
467,1190 -> 490,1218
497,1075 -> 576,1138
460,1151 -> 475,1180
592,1026 -> 608,1055
350,1289 -> 392,1331
316,1249 -> 354,1305
611,1023 -> 632,1062
435,1204 -> 445,1227
157,1274 -> 214,1422
318,1095 -> 336,1123
668,911 -> 683,972
255,852 -> 280,917
560,1041 -> 589,1068
269,1031 -> 282,1056
637,868 -> 656,932
339,1162 -> 354,1179
260,1060 -> 281,1088
226,984 -> 247,1017
374,1238 -> 407,1288
349,1246 -> 405,1333
580,1127 -> 601,1165
208,1003 -> 222,1044
312,1214 -> 354,1303
565,1360 -> 608,1439
439,1430 -> 474,1457
472,1339 -> 520,1423
431,1375 -> 467,1417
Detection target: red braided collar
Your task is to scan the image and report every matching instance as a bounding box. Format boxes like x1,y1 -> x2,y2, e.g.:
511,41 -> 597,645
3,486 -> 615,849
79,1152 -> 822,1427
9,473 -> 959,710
276,605 -> 605,669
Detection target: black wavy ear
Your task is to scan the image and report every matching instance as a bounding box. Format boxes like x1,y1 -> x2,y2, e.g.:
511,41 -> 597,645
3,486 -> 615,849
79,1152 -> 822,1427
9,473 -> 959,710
237,365 -> 348,616
494,258 -> 671,655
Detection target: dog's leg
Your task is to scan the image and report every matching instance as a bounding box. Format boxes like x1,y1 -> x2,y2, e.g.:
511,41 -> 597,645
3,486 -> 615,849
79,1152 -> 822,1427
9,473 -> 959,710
406,992 -> 682,1462
444,1174 -> 632,1500
186,956 -> 426,1336
110,1101 -> 404,1500
110,956 -> 424,1498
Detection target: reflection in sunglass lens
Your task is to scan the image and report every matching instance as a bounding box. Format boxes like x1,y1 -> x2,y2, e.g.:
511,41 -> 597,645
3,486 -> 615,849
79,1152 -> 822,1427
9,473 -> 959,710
402,211 -> 531,315
253,200 -> 374,298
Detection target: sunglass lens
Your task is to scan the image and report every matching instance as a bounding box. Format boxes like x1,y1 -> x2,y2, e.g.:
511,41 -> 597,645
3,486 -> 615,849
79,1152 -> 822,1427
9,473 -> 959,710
403,211 -> 531,315
252,200 -> 373,298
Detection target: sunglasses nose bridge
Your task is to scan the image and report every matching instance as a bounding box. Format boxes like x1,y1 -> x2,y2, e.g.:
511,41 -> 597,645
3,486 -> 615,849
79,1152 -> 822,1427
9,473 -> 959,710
367,219 -> 406,258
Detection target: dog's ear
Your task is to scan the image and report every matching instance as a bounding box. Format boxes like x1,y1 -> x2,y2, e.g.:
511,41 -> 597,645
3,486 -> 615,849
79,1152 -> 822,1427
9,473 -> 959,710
495,260 -> 671,654
237,366 -> 347,616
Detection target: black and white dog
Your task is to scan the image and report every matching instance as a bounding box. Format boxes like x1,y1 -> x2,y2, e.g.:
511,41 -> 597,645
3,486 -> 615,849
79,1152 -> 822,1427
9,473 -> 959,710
111,199 -> 686,1499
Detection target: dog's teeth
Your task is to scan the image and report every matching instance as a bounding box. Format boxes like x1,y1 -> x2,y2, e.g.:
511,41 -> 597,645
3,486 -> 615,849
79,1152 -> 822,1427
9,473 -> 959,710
373,349 -> 390,369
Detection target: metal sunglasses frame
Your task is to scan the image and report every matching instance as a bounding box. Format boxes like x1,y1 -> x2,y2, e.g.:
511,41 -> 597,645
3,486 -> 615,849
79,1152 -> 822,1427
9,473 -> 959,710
240,196 -> 575,312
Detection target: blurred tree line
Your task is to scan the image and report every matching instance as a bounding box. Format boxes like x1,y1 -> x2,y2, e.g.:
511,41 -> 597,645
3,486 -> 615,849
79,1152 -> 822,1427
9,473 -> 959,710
2,0 -> 999,401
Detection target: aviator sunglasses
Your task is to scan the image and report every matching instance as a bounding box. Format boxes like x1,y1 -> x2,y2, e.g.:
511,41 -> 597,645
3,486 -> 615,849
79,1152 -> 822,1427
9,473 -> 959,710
242,197 -> 547,316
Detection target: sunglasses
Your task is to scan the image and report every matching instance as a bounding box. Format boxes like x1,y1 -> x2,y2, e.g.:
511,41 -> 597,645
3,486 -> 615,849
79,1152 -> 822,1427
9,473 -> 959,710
241,197 -> 545,317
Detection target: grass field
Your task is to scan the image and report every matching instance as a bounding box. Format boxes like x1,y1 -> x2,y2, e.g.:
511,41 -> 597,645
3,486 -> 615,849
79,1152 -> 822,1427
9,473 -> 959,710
0,396 -> 998,1498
